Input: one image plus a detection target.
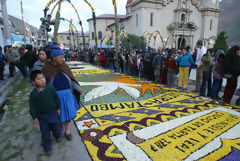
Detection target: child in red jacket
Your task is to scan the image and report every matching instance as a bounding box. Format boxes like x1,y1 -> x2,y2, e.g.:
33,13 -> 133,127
165,54 -> 177,87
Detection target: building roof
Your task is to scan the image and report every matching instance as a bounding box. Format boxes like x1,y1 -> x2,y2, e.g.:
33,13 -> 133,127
58,31 -> 89,36
87,14 -> 128,21
126,0 -> 133,6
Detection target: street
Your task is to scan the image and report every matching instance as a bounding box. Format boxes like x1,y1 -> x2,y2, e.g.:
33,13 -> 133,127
0,0 -> 240,160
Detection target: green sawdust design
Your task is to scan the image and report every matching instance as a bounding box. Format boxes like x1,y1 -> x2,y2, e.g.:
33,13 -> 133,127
111,147 -> 121,154
76,74 -> 167,105
113,131 -> 121,136
134,126 -> 143,130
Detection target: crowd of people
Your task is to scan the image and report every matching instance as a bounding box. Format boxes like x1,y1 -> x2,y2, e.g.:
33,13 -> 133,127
0,41 -> 239,156
73,40 -> 240,105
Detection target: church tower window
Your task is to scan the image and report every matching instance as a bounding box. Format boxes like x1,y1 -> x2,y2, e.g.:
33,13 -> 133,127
210,19 -> 213,31
92,32 -> 94,40
98,31 -> 102,39
182,2 -> 186,8
136,14 -> 138,27
150,13 -> 154,26
181,14 -> 186,22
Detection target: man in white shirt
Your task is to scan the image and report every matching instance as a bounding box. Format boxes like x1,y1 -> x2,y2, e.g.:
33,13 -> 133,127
192,40 -> 207,92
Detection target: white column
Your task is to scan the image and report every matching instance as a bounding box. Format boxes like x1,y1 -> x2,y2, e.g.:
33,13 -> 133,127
1,0 -> 11,45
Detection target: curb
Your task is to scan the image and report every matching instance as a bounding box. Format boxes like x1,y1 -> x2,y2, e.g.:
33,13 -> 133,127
0,72 -> 22,108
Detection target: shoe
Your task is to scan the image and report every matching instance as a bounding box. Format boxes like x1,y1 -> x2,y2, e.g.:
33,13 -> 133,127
56,135 -> 62,143
192,89 -> 199,93
44,150 -> 52,157
65,133 -> 73,141
217,96 -> 222,100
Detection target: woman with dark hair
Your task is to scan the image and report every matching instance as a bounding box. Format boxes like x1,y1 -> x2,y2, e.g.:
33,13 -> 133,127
33,49 -> 49,71
222,46 -> 240,104
42,45 -> 82,141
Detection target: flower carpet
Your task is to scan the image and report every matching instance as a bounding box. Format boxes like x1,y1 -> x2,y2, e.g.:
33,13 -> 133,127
68,61 -> 240,161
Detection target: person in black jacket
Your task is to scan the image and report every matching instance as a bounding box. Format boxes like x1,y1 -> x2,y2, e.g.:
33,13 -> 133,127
0,46 -> 7,80
23,45 -> 37,79
222,46 -> 240,104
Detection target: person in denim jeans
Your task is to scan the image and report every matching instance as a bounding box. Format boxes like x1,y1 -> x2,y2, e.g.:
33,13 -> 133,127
212,54 -> 225,100
200,49 -> 214,97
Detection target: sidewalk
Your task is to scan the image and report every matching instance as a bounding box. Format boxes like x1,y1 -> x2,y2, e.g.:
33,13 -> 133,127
0,79 -> 92,161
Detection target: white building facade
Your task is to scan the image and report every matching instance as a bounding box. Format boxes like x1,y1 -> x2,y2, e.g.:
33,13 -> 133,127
88,0 -> 220,49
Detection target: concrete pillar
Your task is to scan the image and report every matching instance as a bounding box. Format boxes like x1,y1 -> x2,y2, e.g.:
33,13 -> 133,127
1,0 -> 11,45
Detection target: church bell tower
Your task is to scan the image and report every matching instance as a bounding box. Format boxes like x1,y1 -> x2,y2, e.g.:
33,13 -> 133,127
200,0 -> 220,46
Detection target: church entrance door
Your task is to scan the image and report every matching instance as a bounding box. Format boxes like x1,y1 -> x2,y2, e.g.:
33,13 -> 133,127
178,37 -> 186,49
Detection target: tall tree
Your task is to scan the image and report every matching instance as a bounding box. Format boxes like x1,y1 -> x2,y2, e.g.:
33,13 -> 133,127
214,30 -> 228,53
121,34 -> 147,49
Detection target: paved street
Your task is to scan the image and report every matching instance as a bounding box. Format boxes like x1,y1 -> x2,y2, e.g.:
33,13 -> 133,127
0,62 -> 240,161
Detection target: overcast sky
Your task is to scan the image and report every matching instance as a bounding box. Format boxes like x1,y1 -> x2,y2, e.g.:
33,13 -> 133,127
6,0 -> 128,32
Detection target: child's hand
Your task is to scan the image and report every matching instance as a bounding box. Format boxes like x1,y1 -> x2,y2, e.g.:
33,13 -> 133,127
57,109 -> 60,116
78,89 -> 83,94
34,119 -> 39,126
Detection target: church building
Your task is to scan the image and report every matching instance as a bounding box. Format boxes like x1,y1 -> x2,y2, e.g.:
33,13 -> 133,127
87,0 -> 220,49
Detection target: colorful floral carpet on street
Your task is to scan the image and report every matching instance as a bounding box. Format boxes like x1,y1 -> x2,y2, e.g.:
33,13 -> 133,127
68,61 -> 240,161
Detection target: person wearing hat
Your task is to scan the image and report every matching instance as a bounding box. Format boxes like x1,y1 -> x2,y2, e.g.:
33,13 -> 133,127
42,45 -> 83,141
5,45 -> 27,78
192,40 -> 207,93
214,49 -> 224,62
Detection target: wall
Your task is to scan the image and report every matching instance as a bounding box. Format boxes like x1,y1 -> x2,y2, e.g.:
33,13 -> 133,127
88,18 -> 115,48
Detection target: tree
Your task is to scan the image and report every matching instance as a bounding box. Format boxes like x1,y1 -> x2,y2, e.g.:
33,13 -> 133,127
213,30 -> 228,53
121,34 -> 147,49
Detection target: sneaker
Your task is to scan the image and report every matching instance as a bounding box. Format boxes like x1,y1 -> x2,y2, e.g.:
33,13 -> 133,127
65,133 -> 73,141
44,150 -> 52,157
56,135 -> 62,143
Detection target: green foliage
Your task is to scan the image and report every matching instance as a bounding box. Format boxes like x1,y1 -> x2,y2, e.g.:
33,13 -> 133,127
106,40 -> 113,46
214,30 -> 228,53
121,33 -> 147,49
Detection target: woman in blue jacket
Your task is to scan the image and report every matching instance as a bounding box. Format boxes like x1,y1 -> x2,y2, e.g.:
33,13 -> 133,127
177,47 -> 195,91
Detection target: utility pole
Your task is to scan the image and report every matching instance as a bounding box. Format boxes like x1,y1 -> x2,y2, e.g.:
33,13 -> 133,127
1,0 -> 11,45
20,0 -> 26,43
